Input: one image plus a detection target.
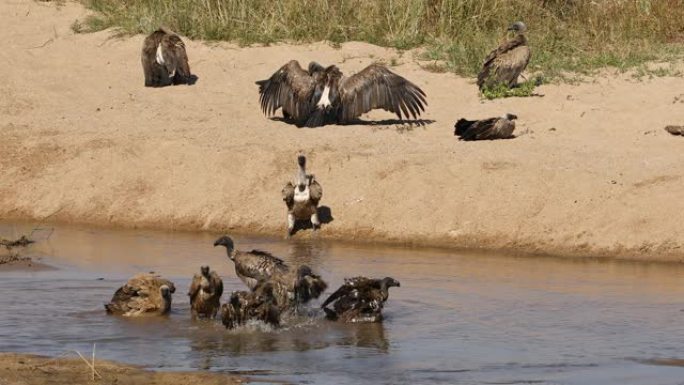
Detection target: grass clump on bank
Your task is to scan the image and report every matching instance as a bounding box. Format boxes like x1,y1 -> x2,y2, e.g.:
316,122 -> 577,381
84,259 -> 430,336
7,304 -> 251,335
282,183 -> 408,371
75,0 -> 684,79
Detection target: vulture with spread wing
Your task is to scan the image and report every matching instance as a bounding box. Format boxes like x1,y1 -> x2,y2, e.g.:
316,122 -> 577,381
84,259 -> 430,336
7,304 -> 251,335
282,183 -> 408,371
321,277 -> 400,323
188,265 -> 224,319
214,236 -> 327,310
454,114 -> 517,141
221,281 -> 281,329
256,61 -> 427,127
477,21 -> 531,90
105,273 -> 176,317
282,154 -> 323,237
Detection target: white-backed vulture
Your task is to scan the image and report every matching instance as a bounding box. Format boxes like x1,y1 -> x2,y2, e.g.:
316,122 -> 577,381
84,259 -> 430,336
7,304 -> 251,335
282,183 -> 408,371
256,61 -> 427,127
282,154 -> 323,237
213,236 -> 327,310
477,21 -> 531,90
321,277 -> 400,323
141,27 -> 192,87
188,265 -> 224,319
454,113 -> 517,141
105,273 -> 176,316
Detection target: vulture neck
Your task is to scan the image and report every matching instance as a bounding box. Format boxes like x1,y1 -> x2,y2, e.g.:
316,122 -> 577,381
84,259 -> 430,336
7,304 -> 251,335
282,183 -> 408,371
296,164 -> 307,187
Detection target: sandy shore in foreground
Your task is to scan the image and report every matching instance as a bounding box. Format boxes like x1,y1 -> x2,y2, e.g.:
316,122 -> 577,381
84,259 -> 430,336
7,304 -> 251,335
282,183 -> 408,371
0,353 -> 243,385
1,1 -> 683,261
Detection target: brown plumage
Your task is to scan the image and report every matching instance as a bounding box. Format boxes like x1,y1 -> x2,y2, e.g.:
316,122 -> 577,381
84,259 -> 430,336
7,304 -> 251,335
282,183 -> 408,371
477,21 -> 531,90
221,281 -> 281,329
214,236 -> 327,310
665,125 -> 684,136
256,61 -> 427,127
188,265 -> 224,319
454,113 -> 517,141
105,273 -> 176,316
282,154 -> 323,237
141,27 -> 192,87
321,277 -> 400,323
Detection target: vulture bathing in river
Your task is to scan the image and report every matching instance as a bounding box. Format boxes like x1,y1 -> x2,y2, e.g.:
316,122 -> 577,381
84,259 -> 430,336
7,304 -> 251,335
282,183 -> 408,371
256,60 -> 427,127
188,265 -> 224,319
321,277 -> 400,323
141,27 -> 193,87
282,154 -> 323,237
105,273 -> 176,316
221,281 -> 281,329
214,236 -> 327,310
477,21 -> 531,90
454,113 -> 518,141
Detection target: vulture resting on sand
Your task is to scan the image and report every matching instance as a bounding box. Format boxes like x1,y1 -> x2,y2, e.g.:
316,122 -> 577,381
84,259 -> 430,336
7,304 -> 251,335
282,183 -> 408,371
256,61 -> 427,127
321,277 -> 400,323
141,27 -> 193,87
214,236 -> 327,310
477,21 -> 531,90
105,273 -> 176,316
188,265 -> 224,319
282,154 -> 323,237
221,281 -> 281,329
454,114 -> 517,141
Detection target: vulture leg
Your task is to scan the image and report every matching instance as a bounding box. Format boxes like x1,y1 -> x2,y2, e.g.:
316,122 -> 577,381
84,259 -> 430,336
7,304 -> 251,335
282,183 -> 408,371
311,212 -> 320,231
287,213 -> 296,238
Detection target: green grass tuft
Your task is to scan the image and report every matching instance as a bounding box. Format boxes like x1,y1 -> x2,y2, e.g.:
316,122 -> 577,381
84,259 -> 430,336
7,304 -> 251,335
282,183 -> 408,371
480,79 -> 541,100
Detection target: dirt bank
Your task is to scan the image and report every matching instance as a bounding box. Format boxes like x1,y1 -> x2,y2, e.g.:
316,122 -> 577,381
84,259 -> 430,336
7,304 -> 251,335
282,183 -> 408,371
1,1 -> 683,261
0,353 -> 243,385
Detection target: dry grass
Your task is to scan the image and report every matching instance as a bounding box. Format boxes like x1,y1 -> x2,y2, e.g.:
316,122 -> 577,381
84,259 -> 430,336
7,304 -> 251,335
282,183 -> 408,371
71,0 -> 684,79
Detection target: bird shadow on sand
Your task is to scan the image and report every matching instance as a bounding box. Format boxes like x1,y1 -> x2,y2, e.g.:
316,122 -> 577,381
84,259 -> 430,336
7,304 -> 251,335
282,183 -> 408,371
269,117 -> 435,129
290,206 -> 334,236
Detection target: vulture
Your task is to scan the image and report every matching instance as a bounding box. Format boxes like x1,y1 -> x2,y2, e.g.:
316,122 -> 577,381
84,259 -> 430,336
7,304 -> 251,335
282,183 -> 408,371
213,235 -> 327,310
477,21 -> 531,90
454,113 -> 517,141
141,27 -> 192,87
321,277 -> 400,323
256,60 -> 427,127
105,273 -> 176,316
188,265 -> 224,319
221,281 -> 281,329
282,154 -> 323,237
665,125 -> 684,136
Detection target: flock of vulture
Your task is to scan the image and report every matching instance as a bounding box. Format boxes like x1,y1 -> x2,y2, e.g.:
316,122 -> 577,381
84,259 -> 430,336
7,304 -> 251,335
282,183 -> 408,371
143,21 -> 533,139
103,20 -> 534,328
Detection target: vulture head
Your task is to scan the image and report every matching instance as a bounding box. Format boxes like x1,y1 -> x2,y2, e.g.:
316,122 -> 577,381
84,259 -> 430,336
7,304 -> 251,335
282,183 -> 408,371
507,21 -> 527,34
200,265 -> 210,278
503,113 -> 518,121
213,236 -> 235,259
381,277 -> 401,289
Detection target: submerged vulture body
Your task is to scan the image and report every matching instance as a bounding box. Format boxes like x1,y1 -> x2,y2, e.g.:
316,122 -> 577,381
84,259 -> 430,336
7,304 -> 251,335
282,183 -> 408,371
455,113 -> 517,141
221,282 -> 281,329
188,265 -> 224,319
214,236 -> 327,310
477,21 -> 531,90
141,27 -> 192,87
282,155 -> 323,236
321,277 -> 400,323
256,61 -> 427,127
105,273 -> 176,317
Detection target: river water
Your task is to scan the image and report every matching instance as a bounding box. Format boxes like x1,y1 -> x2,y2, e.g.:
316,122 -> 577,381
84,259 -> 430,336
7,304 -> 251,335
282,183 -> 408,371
1,222 -> 684,384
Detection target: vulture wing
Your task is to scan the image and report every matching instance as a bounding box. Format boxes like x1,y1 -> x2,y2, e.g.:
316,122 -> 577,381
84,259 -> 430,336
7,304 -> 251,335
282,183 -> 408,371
477,35 -> 530,89
338,64 -> 426,122
210,271 -> 224,297
457,118 -> 499,141
321,281 -> 354,308
256,60 -> 317,121
308,177 -> 323,206
282,182 -> 295,210
188,274 -> 202,301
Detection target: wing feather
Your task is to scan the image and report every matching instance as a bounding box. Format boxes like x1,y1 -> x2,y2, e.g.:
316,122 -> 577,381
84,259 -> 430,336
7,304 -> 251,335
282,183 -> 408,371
478,35 -> 529,89
256,60 -> 316,121
339,64 -> 426,122
188,274 -> 202,301
308,177 -> 322,205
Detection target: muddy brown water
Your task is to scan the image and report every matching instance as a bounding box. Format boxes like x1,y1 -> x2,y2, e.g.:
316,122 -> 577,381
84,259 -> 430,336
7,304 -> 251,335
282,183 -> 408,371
1,222 -> 684,384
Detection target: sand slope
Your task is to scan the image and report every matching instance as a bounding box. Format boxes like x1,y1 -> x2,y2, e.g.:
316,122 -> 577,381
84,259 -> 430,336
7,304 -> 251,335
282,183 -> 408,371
1,1 -> 683,261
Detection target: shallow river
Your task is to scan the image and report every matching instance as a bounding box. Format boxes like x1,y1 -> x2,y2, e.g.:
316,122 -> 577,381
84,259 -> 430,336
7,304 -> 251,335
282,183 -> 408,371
1,222 -> 684,384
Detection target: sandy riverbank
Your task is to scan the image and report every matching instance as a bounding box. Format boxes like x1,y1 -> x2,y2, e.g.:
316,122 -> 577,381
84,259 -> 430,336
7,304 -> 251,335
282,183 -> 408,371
0,353 -> 243,385
1,1 -> 683,261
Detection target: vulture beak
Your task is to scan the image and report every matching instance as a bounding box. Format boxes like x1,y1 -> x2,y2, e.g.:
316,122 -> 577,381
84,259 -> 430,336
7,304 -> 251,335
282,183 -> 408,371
298,184 -> 306,192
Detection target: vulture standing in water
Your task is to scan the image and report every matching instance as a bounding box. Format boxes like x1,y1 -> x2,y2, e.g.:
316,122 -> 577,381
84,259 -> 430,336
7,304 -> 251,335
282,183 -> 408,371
321,277 -> 400,323
188,265 -> 224,319
221,281 -> 281,329
214,235 -> 327,310
477,21 -> 531,90
454,113 -> 518,141
141,27 -> 193,87
256,61 -> 427,127
105,273 -> 176,316
282,154 -> 323,237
